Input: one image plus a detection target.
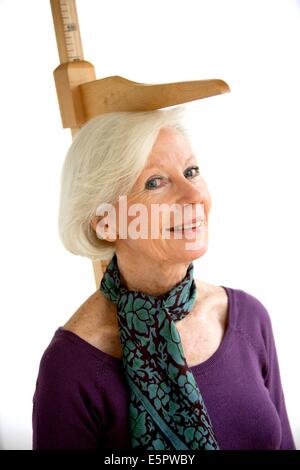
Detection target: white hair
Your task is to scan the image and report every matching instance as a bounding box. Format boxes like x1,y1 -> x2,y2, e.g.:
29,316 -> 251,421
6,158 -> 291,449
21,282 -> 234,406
58,106 -> 190,261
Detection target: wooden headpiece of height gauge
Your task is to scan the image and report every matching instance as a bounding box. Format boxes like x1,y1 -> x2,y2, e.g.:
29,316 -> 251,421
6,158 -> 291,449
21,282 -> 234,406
50,0 -> 230,288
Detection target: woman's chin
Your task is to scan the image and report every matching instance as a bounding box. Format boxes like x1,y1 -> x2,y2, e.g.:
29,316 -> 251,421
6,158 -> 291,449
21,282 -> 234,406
169,240 -> 208,263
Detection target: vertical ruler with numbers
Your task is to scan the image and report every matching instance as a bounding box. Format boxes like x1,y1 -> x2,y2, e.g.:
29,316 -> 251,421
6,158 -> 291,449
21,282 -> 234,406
50,0 -> 107,287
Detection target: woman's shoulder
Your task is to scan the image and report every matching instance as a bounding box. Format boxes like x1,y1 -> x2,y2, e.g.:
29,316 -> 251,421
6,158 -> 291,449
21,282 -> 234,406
230,286 -> 272,325
220,284 -> 274,348
34,290 -> 121,386
61,288 -> 123,360
197,280 -> 273,335
33,292 -> 123,405
32,297 -> 127,450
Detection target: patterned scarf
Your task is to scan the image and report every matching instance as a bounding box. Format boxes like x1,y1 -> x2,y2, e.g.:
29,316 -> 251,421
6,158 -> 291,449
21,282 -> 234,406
99,253 -> 219,450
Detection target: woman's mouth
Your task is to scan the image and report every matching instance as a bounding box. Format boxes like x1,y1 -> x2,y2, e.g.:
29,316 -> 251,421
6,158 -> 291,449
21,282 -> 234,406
167,218 -> 205,235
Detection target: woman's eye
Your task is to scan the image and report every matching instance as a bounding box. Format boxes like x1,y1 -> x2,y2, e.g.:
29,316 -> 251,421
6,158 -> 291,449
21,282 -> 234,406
184,166 -> 200,178
144,177 -> 165,190
145,166 -> 200,190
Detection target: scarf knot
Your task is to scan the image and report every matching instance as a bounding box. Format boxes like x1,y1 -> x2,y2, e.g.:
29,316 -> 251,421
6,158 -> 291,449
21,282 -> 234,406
100,254 -> 197,321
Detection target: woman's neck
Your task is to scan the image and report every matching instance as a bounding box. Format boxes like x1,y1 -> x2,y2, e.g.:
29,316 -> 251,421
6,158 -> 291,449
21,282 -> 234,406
115,249 -> 191,297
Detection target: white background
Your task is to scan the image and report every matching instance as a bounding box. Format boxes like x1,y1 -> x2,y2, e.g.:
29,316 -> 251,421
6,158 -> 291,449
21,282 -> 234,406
0,0 -> 299,449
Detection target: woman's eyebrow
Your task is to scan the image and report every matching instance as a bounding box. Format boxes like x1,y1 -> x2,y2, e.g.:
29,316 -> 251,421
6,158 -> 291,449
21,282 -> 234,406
145,154 -> 196,171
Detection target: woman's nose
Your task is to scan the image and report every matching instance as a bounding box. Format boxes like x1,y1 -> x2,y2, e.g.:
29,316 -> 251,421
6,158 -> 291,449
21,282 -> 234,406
176,175 -> 207,205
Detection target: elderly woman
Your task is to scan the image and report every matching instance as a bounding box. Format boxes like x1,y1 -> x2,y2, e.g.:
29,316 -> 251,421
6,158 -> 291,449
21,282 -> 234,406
32,107 -> 295,450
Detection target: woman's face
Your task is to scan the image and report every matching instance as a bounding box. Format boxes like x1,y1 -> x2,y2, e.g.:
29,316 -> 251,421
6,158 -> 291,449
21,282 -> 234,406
106,126 -> 212,264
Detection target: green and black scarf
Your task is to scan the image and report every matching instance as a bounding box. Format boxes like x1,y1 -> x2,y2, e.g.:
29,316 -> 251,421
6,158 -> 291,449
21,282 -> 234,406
99,253 -> 219,450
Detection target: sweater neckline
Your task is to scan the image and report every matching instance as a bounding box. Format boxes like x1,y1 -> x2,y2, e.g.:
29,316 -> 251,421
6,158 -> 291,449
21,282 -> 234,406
55,285 -> 234,375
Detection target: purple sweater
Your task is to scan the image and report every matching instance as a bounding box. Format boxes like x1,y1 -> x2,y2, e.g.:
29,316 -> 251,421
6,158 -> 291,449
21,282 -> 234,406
32,286 -> 296,450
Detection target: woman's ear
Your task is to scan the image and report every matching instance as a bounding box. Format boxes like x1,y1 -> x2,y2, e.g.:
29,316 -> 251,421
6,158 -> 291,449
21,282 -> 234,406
90,215 -> 117,242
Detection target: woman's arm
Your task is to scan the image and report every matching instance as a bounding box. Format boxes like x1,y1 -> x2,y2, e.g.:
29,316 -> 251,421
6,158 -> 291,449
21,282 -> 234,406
32,344 -> 105,449
262,312 -> 296,450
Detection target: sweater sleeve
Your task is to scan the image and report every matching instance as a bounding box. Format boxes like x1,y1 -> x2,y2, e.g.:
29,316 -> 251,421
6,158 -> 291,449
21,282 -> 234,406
32,341 -> 106,450
261,308 -> 296,450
